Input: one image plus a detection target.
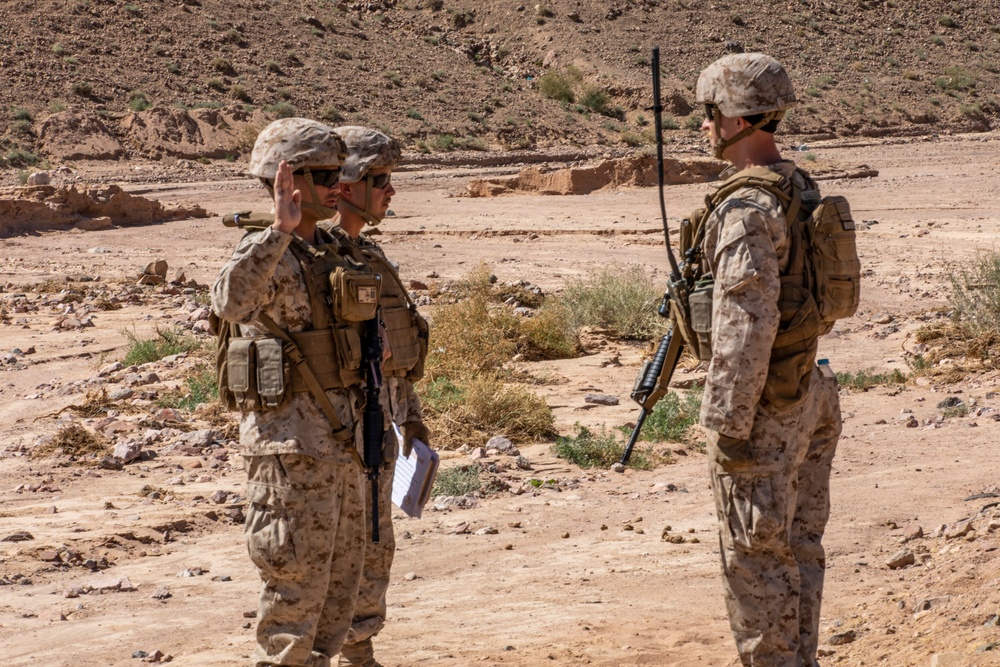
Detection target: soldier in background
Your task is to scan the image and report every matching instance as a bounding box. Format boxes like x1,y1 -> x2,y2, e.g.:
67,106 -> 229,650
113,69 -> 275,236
323,126 -> 430,667
212,118 -> 366,667
693,54 -> 843,666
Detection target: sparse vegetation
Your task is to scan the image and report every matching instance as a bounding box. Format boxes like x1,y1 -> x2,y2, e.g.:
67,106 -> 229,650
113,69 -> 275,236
71,81 -> 93,97
432,465 -> 484,496
157,367 -> 219,412
561,264 -> 664,340
938,15 -> 958,29
935,66 -> 976,91
407,108 -> 423,120
4,148 -> 38,167
320,106 -> 343,122
264,101 -> 296,118
11,107 -> 32,121
128,91 -> 152,112
835,368 -> 909,391
538,69 -> 575,104
121,327 -> 202,367
32,423 -> 107,460
384,70 -> 403,86
553,424 -> 650,469
229,84 -> 250,101
48,100 -> 68,113
621,387 -> 704,444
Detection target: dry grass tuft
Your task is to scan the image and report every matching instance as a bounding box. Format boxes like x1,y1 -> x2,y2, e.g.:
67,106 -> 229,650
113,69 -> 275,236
32,423 -> 108,460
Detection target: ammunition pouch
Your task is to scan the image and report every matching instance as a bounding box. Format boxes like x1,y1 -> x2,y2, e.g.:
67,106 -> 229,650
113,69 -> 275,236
225,327 -> 366,413
762,282 -> 821,408
331,267 -> 381,322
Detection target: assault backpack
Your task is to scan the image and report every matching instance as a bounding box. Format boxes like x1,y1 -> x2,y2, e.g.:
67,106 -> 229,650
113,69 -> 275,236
674,166 -> 861,407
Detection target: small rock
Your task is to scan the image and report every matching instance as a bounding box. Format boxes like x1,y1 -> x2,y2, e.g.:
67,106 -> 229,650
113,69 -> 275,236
485,435 -> 518,455
404,572 -> 417,581
828,630 -> 857,645
584,393 -> 620,406
75,216 -> 113,232
89,575 -> 134,592
469,447 -> 487,461
210,490 -> 231,504
109,387 -> 134,401
515,455 -> 532,470
26,171 -> 51,186
113,441 -> 143,464
902,524 -> 924,542
447,522 -> 469,535
143,260 -> 169,279
904,416 -> 919,428
610,462 -> 625,473
561,532 -> 570,539
872,314 -> 894,325
930,653 -> 966,667
886,549 -> 915,569
475,526 -> 498,535
408,280 -> 429,290
1,530 -> 34,542
243,610 -> 257,618
150,587 -> 171,599
88,247 -> 114,254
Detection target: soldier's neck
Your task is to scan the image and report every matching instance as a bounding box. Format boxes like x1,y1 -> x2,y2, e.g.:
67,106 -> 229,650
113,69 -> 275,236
295,218 -> 319,246
338,215 -> 365,240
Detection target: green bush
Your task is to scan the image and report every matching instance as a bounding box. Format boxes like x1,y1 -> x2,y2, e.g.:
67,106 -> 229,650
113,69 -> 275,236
621,387 -> 703,443
835,368 -> 908,390
265,101 -> 296,118
72,81 -> 93,97
432,465 -> 484,496
5,149 -> 38,167
538,70 -> 575,104
553,424 -> 649,469
561,264 -> 664,340
128,91 -> 152,112
320,106 -> 343,123
11,107 -> 32,121
121,327 -> 202,366
432,134 -> 455,150
49,100 -> 68,113
157,367 -> 219,411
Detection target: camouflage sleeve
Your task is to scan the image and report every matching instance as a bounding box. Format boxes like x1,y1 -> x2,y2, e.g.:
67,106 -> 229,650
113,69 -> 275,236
700,200 -> 781,439
211,227 -> 293,324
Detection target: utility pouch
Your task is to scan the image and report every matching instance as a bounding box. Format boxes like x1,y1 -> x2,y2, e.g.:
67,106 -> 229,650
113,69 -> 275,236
808,196 -> 860,328
382,304 -> 422,375
331,267 -> 381,322
688,277 -> 715,361
255,338 -> 288,409
333,324 -> 364,385
227,338 -> 260,411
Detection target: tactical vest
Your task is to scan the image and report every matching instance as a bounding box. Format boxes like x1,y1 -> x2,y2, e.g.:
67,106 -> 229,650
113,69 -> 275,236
215,215 -> 381,416
676,166 -> 860,408
324,225 -> 429,381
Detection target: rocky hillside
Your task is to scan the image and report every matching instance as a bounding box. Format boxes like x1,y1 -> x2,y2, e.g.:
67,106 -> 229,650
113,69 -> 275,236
1,0 -> 999,166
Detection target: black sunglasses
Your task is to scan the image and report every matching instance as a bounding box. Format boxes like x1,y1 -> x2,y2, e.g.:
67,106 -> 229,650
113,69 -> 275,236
704,104 -> 717,121
297,168 -> 340,188
368,172 -> 392,190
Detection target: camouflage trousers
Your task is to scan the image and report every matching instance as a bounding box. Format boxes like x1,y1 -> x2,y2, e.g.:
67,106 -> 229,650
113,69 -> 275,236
344,434 -> 398,648
245,454 -> 366,667
708,366 -> 842,667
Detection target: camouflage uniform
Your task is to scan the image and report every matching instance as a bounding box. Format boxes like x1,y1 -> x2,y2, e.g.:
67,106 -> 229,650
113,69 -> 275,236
329,127 -> 429,667
696,55 -> 843,667
212,118 -> 367,667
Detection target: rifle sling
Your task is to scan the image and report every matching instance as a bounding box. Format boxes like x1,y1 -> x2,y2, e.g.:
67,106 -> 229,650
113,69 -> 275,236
255,313 -> 366,470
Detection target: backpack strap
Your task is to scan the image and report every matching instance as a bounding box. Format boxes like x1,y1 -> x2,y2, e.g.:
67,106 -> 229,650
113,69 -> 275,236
255,312 -> 364,468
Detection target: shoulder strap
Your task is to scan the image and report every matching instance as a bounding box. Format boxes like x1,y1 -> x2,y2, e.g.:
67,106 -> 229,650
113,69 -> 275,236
286,236 -> 333,330
255,313 -> 364,467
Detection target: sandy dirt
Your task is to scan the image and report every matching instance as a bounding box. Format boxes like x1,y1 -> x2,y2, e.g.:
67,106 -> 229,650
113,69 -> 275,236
2,134 -> 1000,667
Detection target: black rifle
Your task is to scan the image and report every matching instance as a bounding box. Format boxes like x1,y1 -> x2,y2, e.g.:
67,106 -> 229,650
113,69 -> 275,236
620,45 -> 688,466
361,311 -> 385,544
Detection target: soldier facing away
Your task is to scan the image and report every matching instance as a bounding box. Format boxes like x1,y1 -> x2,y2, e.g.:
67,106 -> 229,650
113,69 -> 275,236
692,54 -> 844,666
324,126 -> 430,667
212,117 -> 370,667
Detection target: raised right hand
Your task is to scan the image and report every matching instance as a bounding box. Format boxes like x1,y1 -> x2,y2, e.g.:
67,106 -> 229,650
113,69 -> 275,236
271,160 -> 302,234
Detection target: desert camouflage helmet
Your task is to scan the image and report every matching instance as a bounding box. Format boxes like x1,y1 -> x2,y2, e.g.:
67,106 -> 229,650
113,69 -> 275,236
334,126 -> 402,184
248,117 -> 347,180
695,53 -> 797,117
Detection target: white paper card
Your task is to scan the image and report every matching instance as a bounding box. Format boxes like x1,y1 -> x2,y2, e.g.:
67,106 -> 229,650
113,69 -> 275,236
391,424 -> 439,519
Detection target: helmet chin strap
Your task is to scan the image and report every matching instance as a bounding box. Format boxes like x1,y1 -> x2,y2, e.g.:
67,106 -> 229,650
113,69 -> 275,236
712,109 -> 784,160
263,169 -> 336,221
300,168 -> 337,221
338,174 -> 383,227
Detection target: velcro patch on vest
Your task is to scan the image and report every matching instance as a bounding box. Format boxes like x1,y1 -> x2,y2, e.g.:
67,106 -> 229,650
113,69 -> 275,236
834,199 -> 855,230
357,286 -> 378,304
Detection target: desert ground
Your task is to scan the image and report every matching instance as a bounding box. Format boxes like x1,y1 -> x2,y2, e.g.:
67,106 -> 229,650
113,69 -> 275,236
1,133 -> 999,667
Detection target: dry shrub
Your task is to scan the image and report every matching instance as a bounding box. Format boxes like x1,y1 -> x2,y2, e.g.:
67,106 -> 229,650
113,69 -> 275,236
425,294 -> 518,380
47,387 -> 136,419
422,374 -> 555,448
911,250 -> 1000,378
195,401 -> 238,441
32,423 -> 107,459
562,263 -> 664,340
520,300 -> 581,360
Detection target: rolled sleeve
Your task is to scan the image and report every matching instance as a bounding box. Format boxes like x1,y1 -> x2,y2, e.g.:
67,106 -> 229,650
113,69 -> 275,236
211,227 -> 293,324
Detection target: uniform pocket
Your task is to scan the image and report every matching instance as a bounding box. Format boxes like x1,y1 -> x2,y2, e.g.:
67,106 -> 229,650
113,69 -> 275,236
244,456 -> 300,578
718,473 -> 786,553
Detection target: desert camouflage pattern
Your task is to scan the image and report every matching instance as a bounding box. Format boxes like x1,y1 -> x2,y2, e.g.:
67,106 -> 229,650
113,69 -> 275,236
211,226 -> 364,465
245,454 -> 366,667
708,366 -> 840,666
213,226 -> 372,666
696,53 -> 798,118
334,227 -> 425,658
700,160 -> 805,440
249,117 -> 347,180
701,160 -> 842,665
334,126 -> 402,183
